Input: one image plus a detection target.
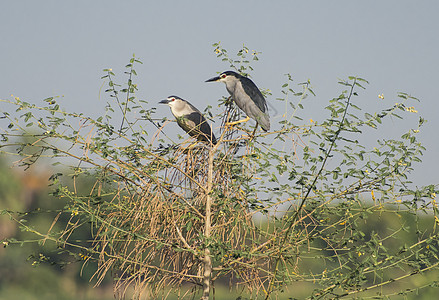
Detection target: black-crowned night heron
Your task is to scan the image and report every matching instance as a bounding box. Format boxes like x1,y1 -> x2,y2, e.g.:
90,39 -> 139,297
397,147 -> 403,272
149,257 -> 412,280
159,96 -> 217,145
206,71 -> 270,132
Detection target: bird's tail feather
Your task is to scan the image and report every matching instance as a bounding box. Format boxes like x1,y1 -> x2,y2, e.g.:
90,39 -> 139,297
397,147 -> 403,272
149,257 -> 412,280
257,113 -> 270,132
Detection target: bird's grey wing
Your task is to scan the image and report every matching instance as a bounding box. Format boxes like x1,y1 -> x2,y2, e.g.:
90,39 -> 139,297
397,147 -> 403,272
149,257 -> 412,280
240,77 -> 267,113
198,115 -> 216,144
175,116 -> 193,137
177,113 -> 216,143
185,103 -> 216,143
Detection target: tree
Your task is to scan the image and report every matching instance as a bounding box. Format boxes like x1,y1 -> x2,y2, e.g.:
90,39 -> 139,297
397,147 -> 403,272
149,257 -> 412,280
1,44 -> 438,299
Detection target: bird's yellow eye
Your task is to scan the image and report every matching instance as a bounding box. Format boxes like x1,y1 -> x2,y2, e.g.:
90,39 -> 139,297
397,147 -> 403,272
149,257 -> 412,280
220,74 -> 227,79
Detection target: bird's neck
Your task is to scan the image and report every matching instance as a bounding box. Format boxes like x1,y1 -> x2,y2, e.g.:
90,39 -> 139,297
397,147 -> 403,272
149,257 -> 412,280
225,80 -> 236,96
171,102 -> 193,117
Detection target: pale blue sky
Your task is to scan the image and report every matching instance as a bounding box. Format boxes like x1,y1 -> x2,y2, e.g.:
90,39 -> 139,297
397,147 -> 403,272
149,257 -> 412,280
1,1 -> 438,185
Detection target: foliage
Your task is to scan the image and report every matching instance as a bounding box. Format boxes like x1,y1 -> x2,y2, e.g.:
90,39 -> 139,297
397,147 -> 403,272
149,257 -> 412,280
1,45 -> 438,299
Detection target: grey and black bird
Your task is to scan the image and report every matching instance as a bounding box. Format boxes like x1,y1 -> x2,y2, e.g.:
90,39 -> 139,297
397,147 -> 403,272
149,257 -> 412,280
206,71 -> 270,131
159,96 -> 217,145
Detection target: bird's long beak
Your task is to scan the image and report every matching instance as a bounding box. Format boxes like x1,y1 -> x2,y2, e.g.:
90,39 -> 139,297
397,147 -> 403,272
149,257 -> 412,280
205,76 -> 220,82
159,99 -> 170,104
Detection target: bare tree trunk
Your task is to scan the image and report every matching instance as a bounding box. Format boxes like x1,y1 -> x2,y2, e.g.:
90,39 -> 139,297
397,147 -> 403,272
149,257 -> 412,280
201,248 -> 212,300
201,147 -> 214,300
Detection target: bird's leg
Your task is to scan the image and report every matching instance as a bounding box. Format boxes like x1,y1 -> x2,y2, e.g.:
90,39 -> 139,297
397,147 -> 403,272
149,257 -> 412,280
249,124 -> 258,140
226,116 -> 250,127
240,124 -> 258,141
